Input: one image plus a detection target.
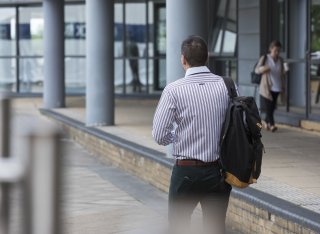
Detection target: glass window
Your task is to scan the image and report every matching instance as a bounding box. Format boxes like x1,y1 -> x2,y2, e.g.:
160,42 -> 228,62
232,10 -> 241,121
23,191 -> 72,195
148,58 -> 166,93
125,3 -> 147,58
65,57 -> 85,94
114,3 -> 123,58
125,3 -> 147,93
209,58 -> 237,81
209,0 -> 237,56
65,5 -> 85,56
0,8 -> 16,56
115,58 -> 124,94
277,0 -> 287,52
125,58 -> 147,93
148,2 -> 154,57
222,30 -> 236,53
19,58 -> 44,93
0,58 -> 16,92
19,7 -> 43,56
155,6 -> 166,56
0,8 -> 16,92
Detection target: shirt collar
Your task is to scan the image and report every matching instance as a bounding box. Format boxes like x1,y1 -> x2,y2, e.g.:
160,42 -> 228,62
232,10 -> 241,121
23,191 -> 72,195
185,66 -> 211,78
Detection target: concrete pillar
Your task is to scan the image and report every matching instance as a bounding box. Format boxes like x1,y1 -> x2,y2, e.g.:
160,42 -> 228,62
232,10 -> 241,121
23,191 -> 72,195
86,0 -> 114,126
165,0 -> 208,157
43,0 -> 65,108
166,0 -> 208,84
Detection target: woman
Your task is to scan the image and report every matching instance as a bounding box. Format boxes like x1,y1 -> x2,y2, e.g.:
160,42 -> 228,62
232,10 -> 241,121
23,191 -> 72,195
255,40 -> 286,132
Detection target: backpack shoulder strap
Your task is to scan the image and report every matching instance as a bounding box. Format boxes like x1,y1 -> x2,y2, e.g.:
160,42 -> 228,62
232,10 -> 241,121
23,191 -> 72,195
262,54 -> 268,65
222,77 -> 237,98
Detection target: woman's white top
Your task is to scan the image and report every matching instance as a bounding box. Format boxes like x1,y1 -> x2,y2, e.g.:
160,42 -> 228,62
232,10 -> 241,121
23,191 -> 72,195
266,54 -> 282,92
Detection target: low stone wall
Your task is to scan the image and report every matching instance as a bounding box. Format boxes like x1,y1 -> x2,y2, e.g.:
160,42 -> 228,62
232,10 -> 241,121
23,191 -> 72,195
227,196 -> 316,234
66,125 -> 172,193
41,109 -> 320,234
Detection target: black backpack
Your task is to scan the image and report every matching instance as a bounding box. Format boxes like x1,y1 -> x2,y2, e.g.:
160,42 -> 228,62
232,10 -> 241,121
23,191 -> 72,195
251,54 -> 267,84
219,78 -> 264,188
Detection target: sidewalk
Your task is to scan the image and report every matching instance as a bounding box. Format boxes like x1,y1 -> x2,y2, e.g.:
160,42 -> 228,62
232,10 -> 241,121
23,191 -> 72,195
10,99 -> 167,234
61,139 -> 168,234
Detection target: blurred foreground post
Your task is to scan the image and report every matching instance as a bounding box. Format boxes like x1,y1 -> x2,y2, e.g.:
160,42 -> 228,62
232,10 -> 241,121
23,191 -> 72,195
0,96 -> 11,234
22,123 -> 62,234
0,95 -> 62,234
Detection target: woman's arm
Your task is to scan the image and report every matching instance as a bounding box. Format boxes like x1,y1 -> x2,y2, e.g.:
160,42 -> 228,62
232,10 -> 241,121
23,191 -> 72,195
255,55 -> 270,74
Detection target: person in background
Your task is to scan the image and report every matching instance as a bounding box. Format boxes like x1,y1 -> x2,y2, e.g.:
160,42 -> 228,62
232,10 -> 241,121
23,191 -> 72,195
255,40 -> 287,132
127,33 -> 142,92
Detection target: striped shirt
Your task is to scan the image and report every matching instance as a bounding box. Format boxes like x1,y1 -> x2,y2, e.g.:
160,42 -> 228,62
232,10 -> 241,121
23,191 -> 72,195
152,66 -> 230,162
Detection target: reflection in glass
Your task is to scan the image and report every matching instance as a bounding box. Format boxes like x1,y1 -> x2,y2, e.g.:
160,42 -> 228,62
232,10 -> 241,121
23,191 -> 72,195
209,0 -> 237,56
0,59 -> 16,92
277,0 -> 286,52
115,3 -> 123,57
223,30 -> 236,53
65,5 -> 86,56
115,59 -> 124,94
148,2 -> 154,57
125,3 -> 146,58
0,8 -> 16,56
19,58 -> 44,93
150,58 -> 166,92
125,59 -> 146,93
214,30 -> 222,53
65,57 -> 85,93
209,59 -> 237,81
19,7 -> 44,56
155,6 -> 166,55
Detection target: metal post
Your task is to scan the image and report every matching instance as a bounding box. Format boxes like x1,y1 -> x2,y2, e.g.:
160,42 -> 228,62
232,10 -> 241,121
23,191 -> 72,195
0,96 -> 11,234
16,7 -> 20,93
145,0 -> 149,94
86,0 -> 115,126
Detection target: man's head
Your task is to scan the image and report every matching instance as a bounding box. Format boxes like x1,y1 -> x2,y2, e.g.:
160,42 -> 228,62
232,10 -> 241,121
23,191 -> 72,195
181,35 -> 208,70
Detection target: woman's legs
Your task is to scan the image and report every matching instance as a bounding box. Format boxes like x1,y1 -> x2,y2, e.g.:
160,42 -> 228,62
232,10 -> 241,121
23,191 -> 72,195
264,99 -> 273,127
270,91 -> 280,126
264,92 -> 280,130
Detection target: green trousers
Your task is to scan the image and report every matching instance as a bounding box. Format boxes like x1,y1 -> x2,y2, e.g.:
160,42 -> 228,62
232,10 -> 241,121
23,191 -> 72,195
168,163 -> 232,234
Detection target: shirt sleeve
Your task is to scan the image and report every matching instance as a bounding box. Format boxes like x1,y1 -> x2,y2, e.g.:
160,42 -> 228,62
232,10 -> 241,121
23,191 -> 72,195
152,90 -> 176,146
255,56 -> 270,74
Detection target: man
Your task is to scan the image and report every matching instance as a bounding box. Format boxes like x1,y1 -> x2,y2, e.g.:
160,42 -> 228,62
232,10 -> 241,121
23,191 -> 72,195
152,35 -> 232,234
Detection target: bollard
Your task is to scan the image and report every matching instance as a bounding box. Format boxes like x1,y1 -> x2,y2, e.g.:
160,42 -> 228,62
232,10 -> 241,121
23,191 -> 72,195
0,96 -> 11,234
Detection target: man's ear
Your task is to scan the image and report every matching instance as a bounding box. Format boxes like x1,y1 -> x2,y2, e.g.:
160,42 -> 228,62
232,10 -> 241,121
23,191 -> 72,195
181,54 -> 187,67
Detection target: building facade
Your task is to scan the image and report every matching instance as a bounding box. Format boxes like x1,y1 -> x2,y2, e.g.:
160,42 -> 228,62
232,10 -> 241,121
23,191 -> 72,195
0,0 -> 319,125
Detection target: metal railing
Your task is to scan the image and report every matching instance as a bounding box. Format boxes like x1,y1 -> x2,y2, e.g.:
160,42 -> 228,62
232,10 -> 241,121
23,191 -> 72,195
0,95 -> 62,234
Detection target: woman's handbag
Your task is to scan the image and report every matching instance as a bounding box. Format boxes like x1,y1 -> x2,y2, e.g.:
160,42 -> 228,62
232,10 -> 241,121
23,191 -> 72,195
251,54 -> 267,84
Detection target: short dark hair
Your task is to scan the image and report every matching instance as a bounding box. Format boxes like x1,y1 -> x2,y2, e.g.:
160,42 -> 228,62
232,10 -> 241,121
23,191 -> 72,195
269,40 -> 282,50
181,35 -> 208,67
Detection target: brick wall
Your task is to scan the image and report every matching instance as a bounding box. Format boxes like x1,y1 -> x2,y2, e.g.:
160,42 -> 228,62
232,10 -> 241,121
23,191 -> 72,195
48,117 -> 318,234
227,197 -> 317,234
63,125 -> 171,193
